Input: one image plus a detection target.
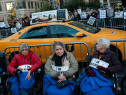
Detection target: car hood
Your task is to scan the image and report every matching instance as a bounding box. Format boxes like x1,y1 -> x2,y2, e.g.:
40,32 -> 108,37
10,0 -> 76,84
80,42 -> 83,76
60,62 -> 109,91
95,28 -> 126,39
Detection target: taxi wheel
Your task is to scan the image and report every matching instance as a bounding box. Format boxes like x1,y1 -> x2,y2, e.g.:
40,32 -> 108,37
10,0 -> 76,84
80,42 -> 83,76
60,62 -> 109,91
110,45 -> 122,63
8,51 -> 19,63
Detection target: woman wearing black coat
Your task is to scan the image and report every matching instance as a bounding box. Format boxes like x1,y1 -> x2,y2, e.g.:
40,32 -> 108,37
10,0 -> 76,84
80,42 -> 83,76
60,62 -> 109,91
80,38 -> 123,95
86,38 -> 123,78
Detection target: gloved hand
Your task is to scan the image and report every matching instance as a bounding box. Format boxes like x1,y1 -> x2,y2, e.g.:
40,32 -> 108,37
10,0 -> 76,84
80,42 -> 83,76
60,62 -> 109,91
97,66 -> 110,73
86,68 -> 96,77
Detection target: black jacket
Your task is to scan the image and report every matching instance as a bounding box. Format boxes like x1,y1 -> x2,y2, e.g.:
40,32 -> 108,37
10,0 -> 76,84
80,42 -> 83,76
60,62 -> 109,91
87,49 -> 123,79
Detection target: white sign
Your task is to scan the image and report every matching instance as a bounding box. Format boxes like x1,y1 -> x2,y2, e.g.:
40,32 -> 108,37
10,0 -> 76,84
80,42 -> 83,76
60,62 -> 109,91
11,28 -> 17,33
124,12 -> 126,19
19,65 -> 32,72
32,10 -> 57,24
52,65 -> 69,75
87,16 -> 96,25
100,10 -> 106,18
31,9 -> 69,25
77,9 -> 81,14
80,12 -> 87,19
89,58 -> 109,69
115,11 -> 123,18
0,22 -> 10,28
0,22 -> 5,28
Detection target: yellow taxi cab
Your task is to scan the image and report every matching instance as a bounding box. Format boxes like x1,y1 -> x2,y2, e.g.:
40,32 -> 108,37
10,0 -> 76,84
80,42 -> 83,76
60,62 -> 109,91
0,20 -> 126,64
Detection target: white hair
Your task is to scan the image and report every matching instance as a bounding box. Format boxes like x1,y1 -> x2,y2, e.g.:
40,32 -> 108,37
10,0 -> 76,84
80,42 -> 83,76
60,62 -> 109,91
97,38 -> 110,48
19,43 -> 30,53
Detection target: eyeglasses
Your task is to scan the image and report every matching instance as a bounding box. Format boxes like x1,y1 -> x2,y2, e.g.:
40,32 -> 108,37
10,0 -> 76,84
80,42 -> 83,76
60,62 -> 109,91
21,49 -> 28,52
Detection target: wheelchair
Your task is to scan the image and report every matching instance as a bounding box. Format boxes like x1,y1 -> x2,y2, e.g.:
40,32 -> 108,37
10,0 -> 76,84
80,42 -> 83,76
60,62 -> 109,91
75,72 -> 120,95
121,76 -> 126,95
0,52 -> 12,95
0,66 -> 44,95
0,52 -> 44,95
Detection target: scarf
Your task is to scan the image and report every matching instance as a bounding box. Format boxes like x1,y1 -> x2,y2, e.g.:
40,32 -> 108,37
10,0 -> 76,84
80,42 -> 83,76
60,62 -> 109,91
52,52 -> 66,66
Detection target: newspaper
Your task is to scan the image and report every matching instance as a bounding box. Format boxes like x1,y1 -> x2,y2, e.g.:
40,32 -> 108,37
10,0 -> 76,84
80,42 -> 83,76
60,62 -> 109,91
89,58 -> 109,69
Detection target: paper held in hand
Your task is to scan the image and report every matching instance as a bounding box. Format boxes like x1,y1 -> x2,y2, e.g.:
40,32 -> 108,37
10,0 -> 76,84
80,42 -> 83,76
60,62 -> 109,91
19,65 -> 32,72
89,58 -> 109,69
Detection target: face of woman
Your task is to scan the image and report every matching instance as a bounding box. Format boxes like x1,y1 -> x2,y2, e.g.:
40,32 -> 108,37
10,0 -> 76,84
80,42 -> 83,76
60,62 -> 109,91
55,45 -> 64,57
96,42 -> 103,51
21,47 -> 29,56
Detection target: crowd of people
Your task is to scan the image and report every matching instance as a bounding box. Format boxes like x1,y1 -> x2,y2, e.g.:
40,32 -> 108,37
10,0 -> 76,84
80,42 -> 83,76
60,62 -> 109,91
8,14 -> 31,30
69,5 -> 126,21
7,5 -> 126,31
6,38 -> 123,95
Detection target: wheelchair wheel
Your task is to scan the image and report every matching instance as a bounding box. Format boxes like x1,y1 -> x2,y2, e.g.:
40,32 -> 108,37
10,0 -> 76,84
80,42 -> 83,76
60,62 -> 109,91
121,76 -> 126,95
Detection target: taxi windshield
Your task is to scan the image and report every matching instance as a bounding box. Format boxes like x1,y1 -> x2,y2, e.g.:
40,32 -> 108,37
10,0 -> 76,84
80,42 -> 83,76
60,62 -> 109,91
68,21 -> 100,34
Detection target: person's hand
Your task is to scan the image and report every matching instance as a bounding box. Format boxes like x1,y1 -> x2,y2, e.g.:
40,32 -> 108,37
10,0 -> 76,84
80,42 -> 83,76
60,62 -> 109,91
86,68 -> 96,77
25,70 -> 32,80
97,66 -> 110,73
14,67 -> 22,74
57,75 -> 66,82
17,67 -> 23,71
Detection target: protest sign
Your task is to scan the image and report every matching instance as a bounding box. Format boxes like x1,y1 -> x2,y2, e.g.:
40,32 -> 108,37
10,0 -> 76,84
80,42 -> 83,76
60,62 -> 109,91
11,28 -> 17,33
100,10 -> 106,18
87,16 -> 96,25
115,11 -> 123,18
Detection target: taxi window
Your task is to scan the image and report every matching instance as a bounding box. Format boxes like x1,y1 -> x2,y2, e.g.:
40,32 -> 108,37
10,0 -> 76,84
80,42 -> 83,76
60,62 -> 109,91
68,21 -> 100,34
50,25 -> 79,38
19,26 -> 47,39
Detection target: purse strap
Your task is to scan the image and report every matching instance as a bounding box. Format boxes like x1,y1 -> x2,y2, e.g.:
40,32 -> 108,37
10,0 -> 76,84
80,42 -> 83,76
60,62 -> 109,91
30,56 -> 32,65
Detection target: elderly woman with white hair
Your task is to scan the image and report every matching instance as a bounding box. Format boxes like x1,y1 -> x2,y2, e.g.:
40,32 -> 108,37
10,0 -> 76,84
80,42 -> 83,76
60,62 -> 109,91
79,38 -> 123,95
7,43 -> 42,95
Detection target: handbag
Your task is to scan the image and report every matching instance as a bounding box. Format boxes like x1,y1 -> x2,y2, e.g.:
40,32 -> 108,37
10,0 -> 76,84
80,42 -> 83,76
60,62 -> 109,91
56,80 -> 69,89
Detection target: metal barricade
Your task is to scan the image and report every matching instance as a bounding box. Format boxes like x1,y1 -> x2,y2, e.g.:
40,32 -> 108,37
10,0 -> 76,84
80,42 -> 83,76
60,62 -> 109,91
111,40 -> 126,63
4,42 -> 91,68
110,18 -> 124,29
0,28 -> 14,39
96,18 -> 106,28
110,40 -> 126,94
79,17 -> 126,31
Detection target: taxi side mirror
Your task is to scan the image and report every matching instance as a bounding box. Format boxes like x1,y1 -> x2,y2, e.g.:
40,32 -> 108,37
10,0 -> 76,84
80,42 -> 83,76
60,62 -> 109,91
76,32 -> 84,37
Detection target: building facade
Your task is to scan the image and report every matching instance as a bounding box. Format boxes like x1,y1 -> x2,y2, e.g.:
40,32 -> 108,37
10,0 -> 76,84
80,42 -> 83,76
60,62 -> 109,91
0,0 -> 49,21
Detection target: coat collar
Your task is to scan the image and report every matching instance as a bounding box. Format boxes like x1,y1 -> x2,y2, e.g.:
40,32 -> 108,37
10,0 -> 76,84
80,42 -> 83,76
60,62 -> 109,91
94,49 -> 111,55
18,51 -> 33,59
94,49 -> 111,59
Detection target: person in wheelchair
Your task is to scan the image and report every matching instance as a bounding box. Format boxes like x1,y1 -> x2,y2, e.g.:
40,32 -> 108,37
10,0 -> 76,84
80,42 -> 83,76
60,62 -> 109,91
43,41 -> 78,95
79,38 -> 123,95
7,43 -> 42,95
